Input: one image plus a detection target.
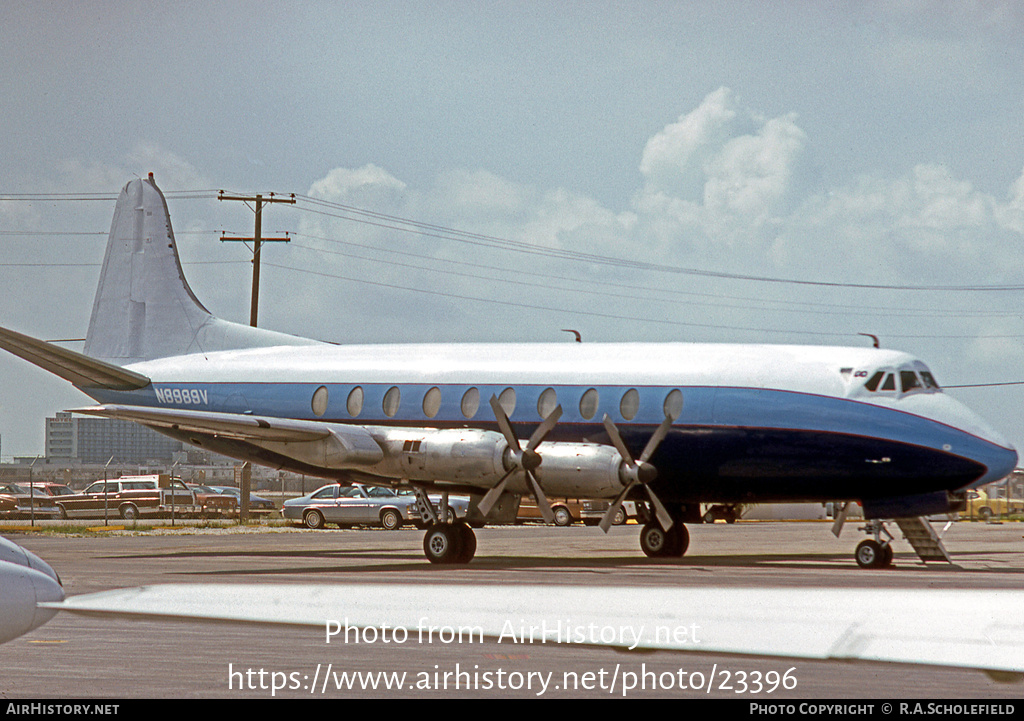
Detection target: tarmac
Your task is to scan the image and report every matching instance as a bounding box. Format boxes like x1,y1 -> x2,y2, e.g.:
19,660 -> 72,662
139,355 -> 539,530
1,519 -> 1022,699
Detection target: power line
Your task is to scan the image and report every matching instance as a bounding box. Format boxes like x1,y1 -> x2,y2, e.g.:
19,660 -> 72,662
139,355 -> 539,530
287,232 -> 1024,321
290,194 -> 1024,292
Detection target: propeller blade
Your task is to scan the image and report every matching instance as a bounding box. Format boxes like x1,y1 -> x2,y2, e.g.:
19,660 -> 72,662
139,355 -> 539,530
525,470 -> 556,524
489,395 -> 520,450
639,413 -> 673,464
598,482 -> 634,533
476,468 -> 516,517
643,484 -> 675,532
602,414 -> 635,466
526,405 -> 562,452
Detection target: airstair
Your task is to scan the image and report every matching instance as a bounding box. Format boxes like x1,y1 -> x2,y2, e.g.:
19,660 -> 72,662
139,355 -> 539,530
894,517 -> 952,564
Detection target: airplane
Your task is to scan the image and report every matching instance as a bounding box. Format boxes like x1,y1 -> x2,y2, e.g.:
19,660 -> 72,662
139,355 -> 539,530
0,535 -> 63,644
0,174 -> 1017,568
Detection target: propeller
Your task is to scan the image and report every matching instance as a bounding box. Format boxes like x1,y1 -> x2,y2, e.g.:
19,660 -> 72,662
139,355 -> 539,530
476,396 -> 562,522
599,413 -> 675,533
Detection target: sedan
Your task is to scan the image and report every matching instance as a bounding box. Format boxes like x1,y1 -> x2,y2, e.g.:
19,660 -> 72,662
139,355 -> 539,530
283,484 -> 466,530
207,486 -> 277,515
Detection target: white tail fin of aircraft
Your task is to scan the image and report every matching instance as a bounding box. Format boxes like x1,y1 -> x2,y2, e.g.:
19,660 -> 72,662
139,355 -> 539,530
84,173 -> 317,365
0,175 -> 1017,567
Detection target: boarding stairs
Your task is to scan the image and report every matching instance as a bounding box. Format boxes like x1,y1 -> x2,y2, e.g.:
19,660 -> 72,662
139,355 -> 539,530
894,517 -> 952,564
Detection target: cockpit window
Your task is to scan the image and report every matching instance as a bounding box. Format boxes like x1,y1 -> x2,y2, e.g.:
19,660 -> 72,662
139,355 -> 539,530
864,371 -> 884,392
900,371 -> 921,393
860,364 -> 940,396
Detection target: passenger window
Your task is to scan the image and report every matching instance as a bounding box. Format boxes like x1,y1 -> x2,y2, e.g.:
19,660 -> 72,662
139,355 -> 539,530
347,386 -> 364,417
498,387 -> 517,417
579,388 -> 599,420
461,387 -> 480,418
382,386 -> 401,417
663,389 -> 683,420
422,387 -> 441,418
312,385 -> 329,417
619,388 -> 639,421
537,388 -> 558,418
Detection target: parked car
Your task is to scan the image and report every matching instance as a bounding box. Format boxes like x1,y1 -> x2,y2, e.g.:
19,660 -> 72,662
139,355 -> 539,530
27,482 -> 76,498
517,497 -> 584,526
283,484 -> 467,530
55,475 -> 235,520
0,495 -> 16,516
0,482 -> 61,518
209,486 -> 277,515
581,499 -> 637,526
966,486 -> 1022,520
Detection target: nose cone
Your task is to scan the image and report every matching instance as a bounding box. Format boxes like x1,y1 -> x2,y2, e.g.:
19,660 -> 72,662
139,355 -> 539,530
903,394 -> 1018,487
0,560 -> 65,644
0,536 -> 64,644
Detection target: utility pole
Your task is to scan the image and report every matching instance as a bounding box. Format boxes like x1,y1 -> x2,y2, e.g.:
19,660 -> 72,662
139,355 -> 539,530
217,191 -> 295,327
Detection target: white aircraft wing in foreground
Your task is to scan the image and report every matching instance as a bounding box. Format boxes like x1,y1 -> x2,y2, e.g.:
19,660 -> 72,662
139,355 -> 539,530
44,582 -> 1024,681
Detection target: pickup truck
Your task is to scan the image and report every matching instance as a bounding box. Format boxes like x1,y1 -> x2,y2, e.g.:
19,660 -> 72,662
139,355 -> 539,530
55,474 -> 236,521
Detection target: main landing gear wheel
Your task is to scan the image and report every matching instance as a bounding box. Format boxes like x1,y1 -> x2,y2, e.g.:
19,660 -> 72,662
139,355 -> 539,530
855,539 -> 893,569
423,521 -> 476,564
640,522 -> 689,558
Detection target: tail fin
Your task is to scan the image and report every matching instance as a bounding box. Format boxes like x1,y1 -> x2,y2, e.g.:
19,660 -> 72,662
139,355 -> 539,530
84,174 -> 317,364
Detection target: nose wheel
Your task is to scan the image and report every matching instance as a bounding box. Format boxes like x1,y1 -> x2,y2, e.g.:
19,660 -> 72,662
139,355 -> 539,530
853,520 -> 895,568
855,538 -> 894,568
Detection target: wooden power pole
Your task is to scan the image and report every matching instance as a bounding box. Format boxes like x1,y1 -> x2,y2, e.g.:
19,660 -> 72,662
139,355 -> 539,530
217,191 -> 295,327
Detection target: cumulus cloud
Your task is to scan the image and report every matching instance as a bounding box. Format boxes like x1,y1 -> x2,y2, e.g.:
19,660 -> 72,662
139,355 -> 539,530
632,88 -> 813,262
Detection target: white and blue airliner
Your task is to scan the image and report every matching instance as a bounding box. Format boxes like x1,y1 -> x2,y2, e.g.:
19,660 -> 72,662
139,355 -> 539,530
0,175 -> 1016,566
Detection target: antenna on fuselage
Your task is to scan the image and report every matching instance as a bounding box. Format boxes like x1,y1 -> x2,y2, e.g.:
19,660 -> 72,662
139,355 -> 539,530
561,329 -> 582,343
858,333 -> 880,349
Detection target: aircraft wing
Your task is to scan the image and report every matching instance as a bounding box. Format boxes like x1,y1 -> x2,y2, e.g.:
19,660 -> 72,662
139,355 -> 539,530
45,583 -> 1024,678
72,404 -> 384,465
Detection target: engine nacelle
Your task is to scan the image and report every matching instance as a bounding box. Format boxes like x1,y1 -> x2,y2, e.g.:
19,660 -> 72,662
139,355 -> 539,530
364,427 -> 628,498
529,443 -> 624,498
369,427 -> 508,484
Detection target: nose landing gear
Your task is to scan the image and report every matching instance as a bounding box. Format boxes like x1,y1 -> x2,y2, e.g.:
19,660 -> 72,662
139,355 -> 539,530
854,520 -> 894,568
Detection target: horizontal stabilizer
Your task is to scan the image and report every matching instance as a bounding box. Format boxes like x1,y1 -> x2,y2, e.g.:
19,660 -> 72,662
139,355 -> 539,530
0,325 -> 150,390
73,404 -> 384,466
45,584 -> 1024,676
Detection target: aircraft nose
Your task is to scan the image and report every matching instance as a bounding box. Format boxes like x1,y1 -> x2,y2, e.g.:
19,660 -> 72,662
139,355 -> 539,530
0,536 -> 64,644
0,560 -> 65,644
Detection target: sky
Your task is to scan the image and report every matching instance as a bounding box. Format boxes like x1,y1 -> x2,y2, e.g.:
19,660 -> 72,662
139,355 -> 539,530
1,1 -> 1024,459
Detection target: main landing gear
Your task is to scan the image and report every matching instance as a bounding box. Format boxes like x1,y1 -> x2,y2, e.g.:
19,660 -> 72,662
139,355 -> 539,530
413,487 -> 477,565
636,504 -> 690,558
423,521 -> 477,564
639,521 -> 690,557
